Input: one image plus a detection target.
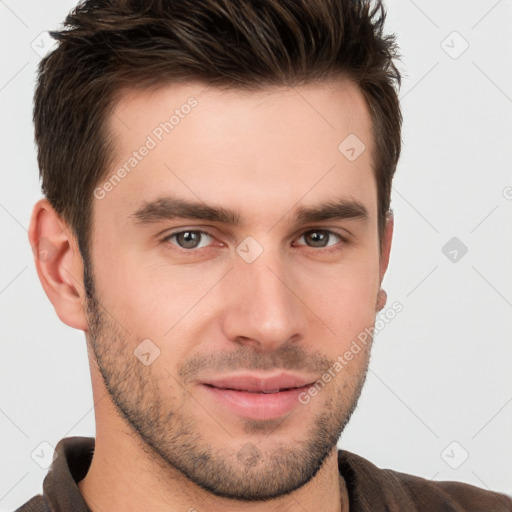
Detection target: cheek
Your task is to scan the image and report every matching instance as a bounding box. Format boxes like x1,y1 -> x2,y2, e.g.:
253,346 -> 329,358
92,254 -> 223,347
295,254 -> 380,335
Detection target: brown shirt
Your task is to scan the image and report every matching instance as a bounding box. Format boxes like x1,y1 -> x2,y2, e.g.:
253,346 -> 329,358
14,436 -> 512,511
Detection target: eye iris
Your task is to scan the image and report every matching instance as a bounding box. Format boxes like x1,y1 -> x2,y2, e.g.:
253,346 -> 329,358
177,231 -> 201,249
306,230 -> 329,247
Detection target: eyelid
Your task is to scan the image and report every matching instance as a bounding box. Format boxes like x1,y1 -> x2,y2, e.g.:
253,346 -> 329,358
299,226 -> 352,240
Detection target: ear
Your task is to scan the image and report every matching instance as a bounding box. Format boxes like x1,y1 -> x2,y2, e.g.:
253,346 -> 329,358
28,199 -> 88,331
376,211 -> 394,311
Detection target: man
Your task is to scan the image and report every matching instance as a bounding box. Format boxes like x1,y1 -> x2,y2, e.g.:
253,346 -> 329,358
17,0 -> 511,510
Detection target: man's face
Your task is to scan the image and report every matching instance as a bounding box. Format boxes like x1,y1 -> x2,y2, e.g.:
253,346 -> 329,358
85,79 -> 389,500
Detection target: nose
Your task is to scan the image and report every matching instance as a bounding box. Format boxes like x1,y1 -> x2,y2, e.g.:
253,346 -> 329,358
220,246 -> 309,352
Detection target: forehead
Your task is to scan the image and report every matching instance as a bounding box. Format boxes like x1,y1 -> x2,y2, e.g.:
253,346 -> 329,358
100,79 -> 377,225
109,79 -> 372,151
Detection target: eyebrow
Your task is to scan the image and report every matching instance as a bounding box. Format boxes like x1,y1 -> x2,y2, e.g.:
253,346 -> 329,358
130,196 -> 369,227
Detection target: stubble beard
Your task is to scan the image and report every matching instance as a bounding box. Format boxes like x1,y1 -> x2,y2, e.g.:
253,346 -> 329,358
84,263 -> 372,501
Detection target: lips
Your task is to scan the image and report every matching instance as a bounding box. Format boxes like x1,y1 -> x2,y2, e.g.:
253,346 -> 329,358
199,373 -> 316,420
201,372 -> 315,393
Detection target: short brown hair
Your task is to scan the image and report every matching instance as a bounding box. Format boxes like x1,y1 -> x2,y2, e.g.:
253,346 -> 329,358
34,0 -> 401,261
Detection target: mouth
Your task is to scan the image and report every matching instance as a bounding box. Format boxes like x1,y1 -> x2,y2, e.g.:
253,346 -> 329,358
199,373 -> 316,421
203,384 -> 309,394
201,372 -> 315,393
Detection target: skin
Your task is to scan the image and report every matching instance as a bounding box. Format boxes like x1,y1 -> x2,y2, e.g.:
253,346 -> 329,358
29,78 -> 393,512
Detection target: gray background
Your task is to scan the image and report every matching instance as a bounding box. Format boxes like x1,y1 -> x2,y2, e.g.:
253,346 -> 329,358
1,0 -> 511,509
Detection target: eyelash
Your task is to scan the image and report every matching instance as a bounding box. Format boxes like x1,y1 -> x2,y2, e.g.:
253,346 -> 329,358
161,229 -> 348,254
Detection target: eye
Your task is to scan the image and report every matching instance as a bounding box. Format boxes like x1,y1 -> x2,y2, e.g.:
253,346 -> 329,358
163,230 -> 214,250
295,229 -> 343,249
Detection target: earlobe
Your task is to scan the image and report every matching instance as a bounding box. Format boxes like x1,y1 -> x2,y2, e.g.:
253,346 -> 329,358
28,199 -> 88,331
376,288 -> 387,311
